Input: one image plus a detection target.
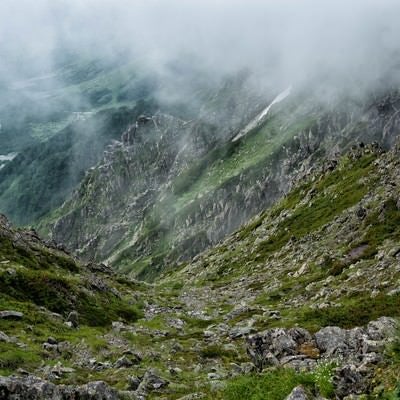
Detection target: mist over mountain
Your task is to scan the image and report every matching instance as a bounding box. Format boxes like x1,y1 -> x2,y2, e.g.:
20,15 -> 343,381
2,0 -> 400,96
1,0 -> 400,156
2,1 -> 400,399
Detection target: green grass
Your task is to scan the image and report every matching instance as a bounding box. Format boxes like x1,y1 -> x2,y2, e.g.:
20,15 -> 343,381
0,342 -> 41,373
291,293 -> 400,331
223,362 -> 336,400
193,152 -> 379,288
355,198 -> 400,258
0,239 -> 143,327
0,237 -> 80,273
223,369 -> 314,400
252,154 -> 376,261
200,344 -> 237,360
173,114 -> 315,212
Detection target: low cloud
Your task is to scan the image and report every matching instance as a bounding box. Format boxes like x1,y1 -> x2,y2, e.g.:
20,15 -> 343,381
0,0 -> 399,103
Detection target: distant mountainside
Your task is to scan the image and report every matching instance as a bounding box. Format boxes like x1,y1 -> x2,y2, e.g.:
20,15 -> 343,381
0,102 -> 160,225
0,58 -> 255,226
44,83 -> 400,281
0,55 -> 162,225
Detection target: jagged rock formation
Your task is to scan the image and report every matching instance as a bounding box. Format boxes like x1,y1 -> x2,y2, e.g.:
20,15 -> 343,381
46,75 -> 270,275
47,87 -> 400,281
0,104 -> 154,226
247,317 -> 397,396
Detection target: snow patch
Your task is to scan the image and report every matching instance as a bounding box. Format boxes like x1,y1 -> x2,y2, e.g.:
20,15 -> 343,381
0,153 -> 18,162
232,85 -> 292,142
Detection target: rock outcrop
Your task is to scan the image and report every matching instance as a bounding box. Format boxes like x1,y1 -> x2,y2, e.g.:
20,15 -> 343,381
247,318 -> 397,397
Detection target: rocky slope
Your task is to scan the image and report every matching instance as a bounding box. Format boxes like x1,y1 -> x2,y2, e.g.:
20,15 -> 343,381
0,103 -> 158,225
47,86 -> 400,281
45,74 -> 270,274
0,52 -> 213,226
2,140 -> 400,399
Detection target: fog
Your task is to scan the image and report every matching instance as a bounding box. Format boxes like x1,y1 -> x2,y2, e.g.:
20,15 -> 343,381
1,0 -> 400,92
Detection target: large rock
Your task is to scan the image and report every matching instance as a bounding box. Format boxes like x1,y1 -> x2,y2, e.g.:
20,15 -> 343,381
366,317 -> 397,340
333,364 -> 371,398
246,318 -> 398,397
314,326 -> 350,356
247,317 -> 397,371
114,355 -> 134,369
247,327 -> 313,370
285,386 -> 310,400
0,311 -> 23,320
136,368 -> 169,396
66,311 -> 79,328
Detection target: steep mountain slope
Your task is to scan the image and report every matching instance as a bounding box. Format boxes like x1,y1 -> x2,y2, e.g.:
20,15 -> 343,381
0,102 -> 157,225
161,141 -> 400,397
0,53 -> 164,226
167,143 -> 400,329
1,141 -> 400,399
48,87 -> 400,281
0,62 -> 263,227
44,74 -> 269,269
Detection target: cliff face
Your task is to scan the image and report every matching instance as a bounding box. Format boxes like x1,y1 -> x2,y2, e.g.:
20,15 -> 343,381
47,86 -> 400,280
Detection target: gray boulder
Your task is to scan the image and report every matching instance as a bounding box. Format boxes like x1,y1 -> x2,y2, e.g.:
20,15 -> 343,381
66,311 -> 79,328
333,364 -> 370,398
314,326 -> 349,356
127,376 -> 141,391
285,386 -> 310,400
247,327 -> 313,370
246,317 -> 398,396
366,317 -> 397,340
0,330 -> 15,343
136,369 -> 169,395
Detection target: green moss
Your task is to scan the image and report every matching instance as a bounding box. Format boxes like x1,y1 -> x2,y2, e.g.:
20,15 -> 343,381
0,342 -> 41,372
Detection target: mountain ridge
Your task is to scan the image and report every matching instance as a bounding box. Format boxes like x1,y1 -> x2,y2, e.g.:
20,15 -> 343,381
45,87 -> 400,282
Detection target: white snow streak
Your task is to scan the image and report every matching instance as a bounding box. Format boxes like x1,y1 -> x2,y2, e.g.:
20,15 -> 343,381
232,85 -> 292,142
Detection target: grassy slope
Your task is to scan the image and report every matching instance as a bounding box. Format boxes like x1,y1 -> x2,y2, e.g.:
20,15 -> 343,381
0,219 -> 145,376
161,146 -> 400,397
